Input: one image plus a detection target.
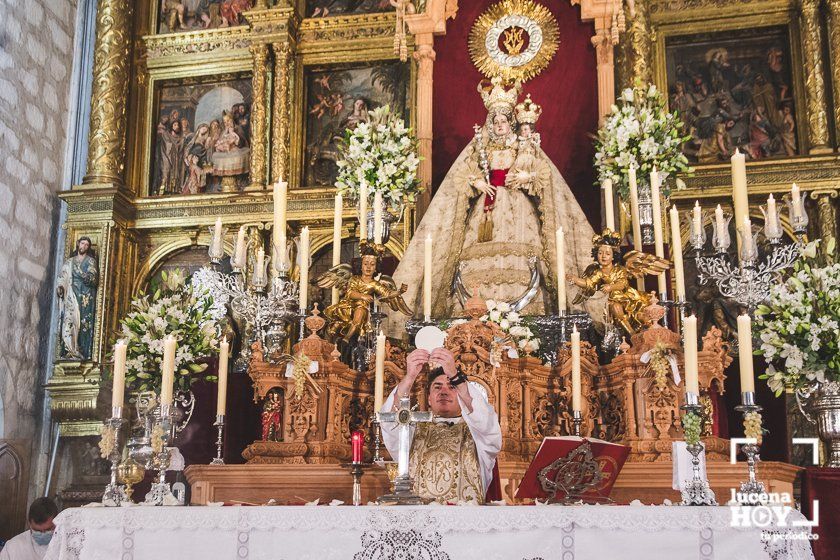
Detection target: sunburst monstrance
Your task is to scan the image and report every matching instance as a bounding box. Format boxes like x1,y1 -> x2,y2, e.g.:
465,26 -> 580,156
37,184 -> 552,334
469,0 -> 560,84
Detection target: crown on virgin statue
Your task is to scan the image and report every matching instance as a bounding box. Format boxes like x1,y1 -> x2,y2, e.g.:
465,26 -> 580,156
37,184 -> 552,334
515,94 -> 542,125
480,76 -> 522,113
359,241 -> 386,258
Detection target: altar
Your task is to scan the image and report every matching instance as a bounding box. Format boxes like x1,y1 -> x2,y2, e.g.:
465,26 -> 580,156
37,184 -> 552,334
46,504 -> 814,560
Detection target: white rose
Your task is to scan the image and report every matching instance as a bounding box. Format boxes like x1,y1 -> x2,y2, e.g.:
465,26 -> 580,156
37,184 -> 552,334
497,301 -> 511,312
489,311 -> 502,323
499,319 -> 510,330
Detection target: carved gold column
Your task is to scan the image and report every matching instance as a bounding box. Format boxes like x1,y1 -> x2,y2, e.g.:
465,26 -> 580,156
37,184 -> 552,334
826,0 -> 840,146
810,189 -> 839,257
82,0 -> 133,187
798,0 -> 832,154
248,44 -> 270,190
627,0 -> 653,86
591,19 -> 615,121
413,36 -> 436,220
271,41 -> 293,183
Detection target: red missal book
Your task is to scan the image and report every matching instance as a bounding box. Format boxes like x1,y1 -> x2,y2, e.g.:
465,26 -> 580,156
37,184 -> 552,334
515,436 -> 631,502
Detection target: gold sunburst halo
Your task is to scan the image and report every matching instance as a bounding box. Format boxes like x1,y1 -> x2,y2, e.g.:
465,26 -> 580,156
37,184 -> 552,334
469,0 -> 560,84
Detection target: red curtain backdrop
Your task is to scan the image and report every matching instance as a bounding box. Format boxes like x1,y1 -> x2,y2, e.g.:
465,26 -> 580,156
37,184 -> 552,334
432,0 -> 601,226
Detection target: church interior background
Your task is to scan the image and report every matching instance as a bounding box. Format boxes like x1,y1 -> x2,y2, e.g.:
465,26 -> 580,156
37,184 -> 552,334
1,0 -> 839,557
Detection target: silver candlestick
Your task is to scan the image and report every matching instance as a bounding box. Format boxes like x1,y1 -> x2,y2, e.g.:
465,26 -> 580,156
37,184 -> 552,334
102,406 -> 127,506
371,414 -> 383,463
679,392 -> 718,506
145,404 -> 176,505
735,391 -> 766,497
572,409 -> 583,438
210,414 -> 225,465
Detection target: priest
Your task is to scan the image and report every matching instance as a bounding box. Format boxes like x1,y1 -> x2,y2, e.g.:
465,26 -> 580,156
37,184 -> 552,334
381,348 -> 503,503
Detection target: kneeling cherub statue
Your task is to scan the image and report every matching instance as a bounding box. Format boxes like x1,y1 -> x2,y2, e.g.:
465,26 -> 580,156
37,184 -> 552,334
567,229 -> 670,335
316,242 -> 413,341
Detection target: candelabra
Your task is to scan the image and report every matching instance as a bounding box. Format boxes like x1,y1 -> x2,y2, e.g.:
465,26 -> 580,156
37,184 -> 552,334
571,409 -> 583,437
210,414 -> 225,465
679,392 -> 718,506
735,391 -> 766,497
193,244 -> 300,363
638,182 -> 655,245
101,406 -> 127,506
691,201 -> 806,313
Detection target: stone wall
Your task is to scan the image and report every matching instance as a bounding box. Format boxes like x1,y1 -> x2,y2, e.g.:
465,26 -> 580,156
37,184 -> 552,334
0,0 -> 79,445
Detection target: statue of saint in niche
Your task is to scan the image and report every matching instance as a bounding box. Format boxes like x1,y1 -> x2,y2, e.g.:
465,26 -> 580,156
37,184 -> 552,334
57,236 -> 99,360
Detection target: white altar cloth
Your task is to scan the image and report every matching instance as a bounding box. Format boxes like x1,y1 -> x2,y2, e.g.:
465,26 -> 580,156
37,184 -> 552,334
45,504 -> 815,560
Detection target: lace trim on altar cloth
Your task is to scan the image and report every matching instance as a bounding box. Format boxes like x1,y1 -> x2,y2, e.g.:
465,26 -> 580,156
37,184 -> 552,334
52,505 -> 807,534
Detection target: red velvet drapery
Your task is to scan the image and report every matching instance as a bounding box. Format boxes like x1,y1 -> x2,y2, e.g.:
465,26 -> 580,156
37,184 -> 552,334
432,0 -> 601,226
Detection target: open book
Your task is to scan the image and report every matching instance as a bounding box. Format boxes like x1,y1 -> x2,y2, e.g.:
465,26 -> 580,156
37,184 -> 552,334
515,436 -> 631,501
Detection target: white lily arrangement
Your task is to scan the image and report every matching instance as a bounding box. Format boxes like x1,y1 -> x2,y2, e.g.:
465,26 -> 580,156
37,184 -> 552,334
335,105 -> 422,211
755,239 -> 840,395
117,269 -> 221,394
594,83 -> 692,199
480,299 -> 541,356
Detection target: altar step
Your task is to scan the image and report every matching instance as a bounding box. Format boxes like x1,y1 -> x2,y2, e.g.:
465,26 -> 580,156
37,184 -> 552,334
185,460 -> 801,505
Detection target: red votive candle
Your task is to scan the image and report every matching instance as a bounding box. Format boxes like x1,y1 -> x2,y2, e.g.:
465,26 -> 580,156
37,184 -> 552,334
351,431 -> 364,463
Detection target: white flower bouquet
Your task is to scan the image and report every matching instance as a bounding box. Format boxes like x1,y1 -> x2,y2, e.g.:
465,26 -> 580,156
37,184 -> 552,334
117,269 -> 221,394
481,300 -> 541,356
756,239 -> 840,395
594,84 -> 692,199
335,105 -> 422,211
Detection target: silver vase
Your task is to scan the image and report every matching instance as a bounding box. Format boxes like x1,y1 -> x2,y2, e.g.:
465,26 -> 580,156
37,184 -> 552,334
797,380 -> 840,468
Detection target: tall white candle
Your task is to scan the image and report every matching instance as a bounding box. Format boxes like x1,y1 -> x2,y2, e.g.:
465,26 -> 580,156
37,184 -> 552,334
212,217 -> 223,256
766,194 -> 778,226
216,338 -> 229,416
359,183 -> 368,241
112,341 -> 127,410
714,204 -> 726,247
692,201 -> 702,238
556,228 -> 567,313
332,194 -> 343,305
737,314 -> 756,394
791,183 -> 803,219
299,227 -> 310,312
628,166 -> 642,251
160,335 -> 177,406
373,190 -> 384,245
233,226 -> 247,269
374,331 -> 386,412
273,180 -> 288,251
603,178 -> 615,231
571,326 -> 581,412
731,149 -> 748,252
741,216 -> 753,262
255,248 -> 265,282
683,315 -> 699,395
669,206 -> 686,301
423,235 -> 432,320
650,168 -> 667,299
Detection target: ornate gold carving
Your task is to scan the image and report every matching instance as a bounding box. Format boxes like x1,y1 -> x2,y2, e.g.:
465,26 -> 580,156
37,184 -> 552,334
628,0 -> 653,85
271,41 -> 292,183
143,27 -> 252,60
468,0 -> 560,83
298,13 -> 396,45
83,0 -> 134,186
798,0 -> 831,153
810,189 -> 839,251
248,43 -> 270,190
827,0 -> 840,149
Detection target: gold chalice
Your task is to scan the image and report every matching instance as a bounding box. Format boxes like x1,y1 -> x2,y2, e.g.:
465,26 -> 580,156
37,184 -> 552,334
117,457 -> 145,501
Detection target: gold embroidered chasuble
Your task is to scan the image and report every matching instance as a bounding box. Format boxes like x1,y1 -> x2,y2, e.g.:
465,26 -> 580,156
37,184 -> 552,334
409,420 -> 485,504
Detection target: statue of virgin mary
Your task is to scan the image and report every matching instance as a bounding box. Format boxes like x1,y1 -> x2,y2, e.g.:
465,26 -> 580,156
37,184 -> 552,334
387,78 -> 595,335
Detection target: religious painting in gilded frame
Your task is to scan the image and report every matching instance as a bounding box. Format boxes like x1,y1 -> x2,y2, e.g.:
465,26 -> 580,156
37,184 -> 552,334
302,61 -> 409,188
149,74 -> 252,197
305,0 -> 395,18
663,25 -> 803,165
156,0 -> 254,34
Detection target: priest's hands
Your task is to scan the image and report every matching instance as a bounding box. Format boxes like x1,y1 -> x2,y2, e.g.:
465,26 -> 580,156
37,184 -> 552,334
430,348 -> 457,379
406,349 -> 430,381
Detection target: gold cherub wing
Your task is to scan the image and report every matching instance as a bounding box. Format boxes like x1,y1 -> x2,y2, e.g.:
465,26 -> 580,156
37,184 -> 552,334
377,274 -> 414,316
316,264 -> 353,291
572,263 -> 601,305
622,251 -> 671,278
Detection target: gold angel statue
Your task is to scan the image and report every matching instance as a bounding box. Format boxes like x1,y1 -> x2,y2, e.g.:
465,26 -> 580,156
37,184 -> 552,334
317,244 -> 413,341
567,230 -> 670,335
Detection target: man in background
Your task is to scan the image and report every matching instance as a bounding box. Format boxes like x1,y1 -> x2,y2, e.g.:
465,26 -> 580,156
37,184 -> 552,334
0,498 -> 58,560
